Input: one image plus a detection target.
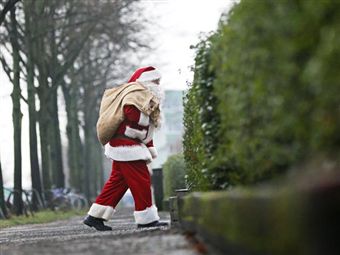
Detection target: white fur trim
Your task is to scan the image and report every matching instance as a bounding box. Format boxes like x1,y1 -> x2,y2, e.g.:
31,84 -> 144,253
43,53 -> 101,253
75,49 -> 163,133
147,164 -> 153,175
136,69 -> 161,83
88,203 -> 115,221
124,126 -> 147,140
151,186 -> 155,205
105,143 -> 152,161
134,205 -> 160,225
138,112 -> 149,126
142,124 -> 154,144
148,147 -> 158,159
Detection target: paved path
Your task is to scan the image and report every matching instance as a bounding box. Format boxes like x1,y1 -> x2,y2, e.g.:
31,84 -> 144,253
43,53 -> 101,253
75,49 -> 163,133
0,208 -> 200,255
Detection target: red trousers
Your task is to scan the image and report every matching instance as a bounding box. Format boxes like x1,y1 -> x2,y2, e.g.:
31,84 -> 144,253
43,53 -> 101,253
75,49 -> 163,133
95,160 -> 152,211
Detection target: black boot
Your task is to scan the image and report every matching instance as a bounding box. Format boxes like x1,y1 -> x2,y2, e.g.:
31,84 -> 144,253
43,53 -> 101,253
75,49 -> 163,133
83,215 -> 112,231
137,220 -> 169,229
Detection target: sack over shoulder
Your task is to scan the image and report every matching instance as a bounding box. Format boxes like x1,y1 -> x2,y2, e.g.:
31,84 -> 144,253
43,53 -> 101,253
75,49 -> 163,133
96,82 -> 160,145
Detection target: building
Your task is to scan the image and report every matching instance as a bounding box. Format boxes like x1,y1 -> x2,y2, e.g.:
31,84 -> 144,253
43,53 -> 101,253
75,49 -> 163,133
152,90 -> 184,168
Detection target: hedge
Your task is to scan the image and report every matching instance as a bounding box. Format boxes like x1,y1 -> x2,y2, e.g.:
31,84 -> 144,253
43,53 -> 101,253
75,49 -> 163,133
162,154 -> 187,198
183,35 -> 218,190
183,0 -> 340,190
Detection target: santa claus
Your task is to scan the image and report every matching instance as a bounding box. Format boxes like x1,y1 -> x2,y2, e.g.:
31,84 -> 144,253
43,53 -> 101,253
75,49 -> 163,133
83,66 -> 168,231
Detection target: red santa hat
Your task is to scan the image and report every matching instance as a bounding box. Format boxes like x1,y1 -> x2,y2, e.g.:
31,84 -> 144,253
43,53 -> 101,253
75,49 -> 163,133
128,66 -> 162,83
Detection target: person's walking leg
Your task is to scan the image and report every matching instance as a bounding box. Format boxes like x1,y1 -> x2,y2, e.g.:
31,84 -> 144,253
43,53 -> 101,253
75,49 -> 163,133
88,160 -> 128,219
84,161 -> 128,231
118,160 -> 167,227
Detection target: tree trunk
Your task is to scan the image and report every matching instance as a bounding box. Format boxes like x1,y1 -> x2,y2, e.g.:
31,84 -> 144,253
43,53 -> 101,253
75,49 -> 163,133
39,113 -> 52,192
90,135 -> 98,195
24,0 -> 43,210
32,0 -> 52,193
36,61 -> 52,192
83,69 -> 102,200
83,118 -> 91,201
94,137 -> 104,192
27,51 -> 43,210
9,5 -> 23,216
49,88 -> 65,188
48,10 -> 65,189
62,82 -> 84,192
0,157 -> 8,218
83,86 -> 104,199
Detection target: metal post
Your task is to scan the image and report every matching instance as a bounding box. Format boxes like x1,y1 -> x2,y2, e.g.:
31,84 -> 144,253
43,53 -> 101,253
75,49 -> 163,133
151,168 -> 164,211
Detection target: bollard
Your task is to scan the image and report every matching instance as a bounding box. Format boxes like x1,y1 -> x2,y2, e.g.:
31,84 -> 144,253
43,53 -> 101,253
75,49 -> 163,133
169,189 -> 189,228
169,196 -> 179,227
151,168 -> 164,211
176,189 -> 189,223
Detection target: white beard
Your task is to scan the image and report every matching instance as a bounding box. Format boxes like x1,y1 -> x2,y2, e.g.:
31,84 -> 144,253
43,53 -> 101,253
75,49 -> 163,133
141,81 -> 164,129
141,81 -> 164,104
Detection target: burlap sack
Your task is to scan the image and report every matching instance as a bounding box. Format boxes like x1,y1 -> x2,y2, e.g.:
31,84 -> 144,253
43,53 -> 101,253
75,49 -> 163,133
96,82 -> 160,145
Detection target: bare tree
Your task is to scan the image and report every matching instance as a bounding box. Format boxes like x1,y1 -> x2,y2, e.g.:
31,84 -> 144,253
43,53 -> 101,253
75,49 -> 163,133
23,0 -> 42,210
60,0 -> 149,199
9,4 -> 23,215
0,0 -> 151,208
0,0 -> 22,217
0,156 -> 8,218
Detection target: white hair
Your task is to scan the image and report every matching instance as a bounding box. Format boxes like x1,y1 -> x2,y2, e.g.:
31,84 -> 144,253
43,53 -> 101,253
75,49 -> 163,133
141,81 -> 164,104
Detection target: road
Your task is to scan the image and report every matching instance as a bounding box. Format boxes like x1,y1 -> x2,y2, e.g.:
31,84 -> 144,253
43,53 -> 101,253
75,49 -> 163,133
0,208 -> 200,255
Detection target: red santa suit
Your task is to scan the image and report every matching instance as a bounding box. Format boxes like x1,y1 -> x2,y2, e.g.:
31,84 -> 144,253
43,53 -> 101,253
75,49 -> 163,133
87,67 -> 162,225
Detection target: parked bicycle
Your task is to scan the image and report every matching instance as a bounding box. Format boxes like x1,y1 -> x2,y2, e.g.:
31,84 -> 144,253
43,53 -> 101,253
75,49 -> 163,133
3,187 -> 33,217
1,187 -> 88,219
46,188 -> 88,211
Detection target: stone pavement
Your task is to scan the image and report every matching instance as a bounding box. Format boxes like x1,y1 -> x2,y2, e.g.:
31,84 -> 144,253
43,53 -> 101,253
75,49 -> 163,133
0,208 -> 200,255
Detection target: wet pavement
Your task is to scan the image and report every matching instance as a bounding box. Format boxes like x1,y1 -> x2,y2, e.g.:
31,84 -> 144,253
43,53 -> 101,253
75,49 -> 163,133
0,208 -> 199,255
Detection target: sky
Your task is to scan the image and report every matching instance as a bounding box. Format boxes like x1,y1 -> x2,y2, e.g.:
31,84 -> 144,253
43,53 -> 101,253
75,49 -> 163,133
139,0 -> 233,90
0,0 -> 234,188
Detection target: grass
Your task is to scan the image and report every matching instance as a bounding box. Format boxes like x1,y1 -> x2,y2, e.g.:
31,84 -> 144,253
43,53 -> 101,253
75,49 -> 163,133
0,209 -> 87,229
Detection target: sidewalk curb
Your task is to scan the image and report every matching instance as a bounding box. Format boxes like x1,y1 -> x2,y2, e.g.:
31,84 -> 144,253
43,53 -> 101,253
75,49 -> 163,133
172,181 -> 340,255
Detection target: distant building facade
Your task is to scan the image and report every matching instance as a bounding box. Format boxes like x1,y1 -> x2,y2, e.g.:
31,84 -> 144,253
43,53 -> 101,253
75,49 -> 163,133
152,90 -> 184,168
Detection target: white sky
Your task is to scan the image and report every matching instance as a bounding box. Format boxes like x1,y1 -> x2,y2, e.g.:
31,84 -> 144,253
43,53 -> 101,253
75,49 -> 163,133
140,0 -> 233,90
0,0 -> 233,188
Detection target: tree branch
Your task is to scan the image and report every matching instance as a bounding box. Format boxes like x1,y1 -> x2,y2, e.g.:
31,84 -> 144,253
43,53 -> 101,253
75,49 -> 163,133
0,0 -> 21,26
20,94 -> 27,104
0,53 -> 13,83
